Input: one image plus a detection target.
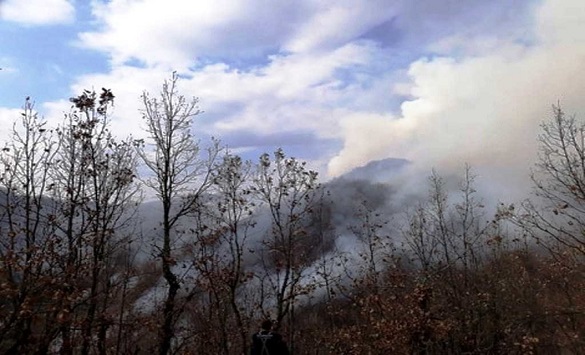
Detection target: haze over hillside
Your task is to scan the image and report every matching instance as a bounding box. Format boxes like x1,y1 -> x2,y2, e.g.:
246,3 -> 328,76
0,0 -> 584,353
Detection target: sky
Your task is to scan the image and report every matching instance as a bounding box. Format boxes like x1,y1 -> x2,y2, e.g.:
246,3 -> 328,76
1,0 -> 585,203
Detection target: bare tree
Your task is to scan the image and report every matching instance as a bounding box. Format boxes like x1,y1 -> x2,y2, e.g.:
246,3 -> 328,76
513,104 -> 585,257
0,98 -> 59,353
138,73 -> 220,355
403,168 -> 516,353
50,89 -> 141,354
349,201 -> 391,286
404,167 -> 488,273
0,90 -> 141,354
185,152 -> 256,354
252,148 -> 319,352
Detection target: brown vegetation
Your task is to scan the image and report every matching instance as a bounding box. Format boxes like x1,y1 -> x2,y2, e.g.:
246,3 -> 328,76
0,82 -> 583,354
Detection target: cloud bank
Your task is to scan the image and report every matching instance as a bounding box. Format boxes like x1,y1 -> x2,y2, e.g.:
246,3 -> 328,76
0,0 -> 75,26
330,0 -> 585,200
23,0 -> 584,203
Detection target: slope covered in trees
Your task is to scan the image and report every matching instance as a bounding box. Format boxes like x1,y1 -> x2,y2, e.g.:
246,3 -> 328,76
0,77 -> 583,354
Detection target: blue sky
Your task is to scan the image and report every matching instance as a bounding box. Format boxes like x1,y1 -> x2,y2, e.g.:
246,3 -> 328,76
1,0 -> 585,201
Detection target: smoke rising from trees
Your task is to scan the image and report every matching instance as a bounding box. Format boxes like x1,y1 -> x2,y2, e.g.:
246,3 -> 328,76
0,76 -> 584,354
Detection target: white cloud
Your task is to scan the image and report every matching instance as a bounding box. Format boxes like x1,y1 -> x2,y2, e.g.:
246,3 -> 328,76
328,0 -> 585,201
80,0 -> 307,68
42,38 -> 377,149
0,0 -> 74,26
283,0 -> 397,53
36,0 -> 583,204
536,0 -> 585,45
78,0 -> 409,68
43,65 -> 172,140
187,42 -> 377,136
78,0 -> 535,69
0,107 -> 21,144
